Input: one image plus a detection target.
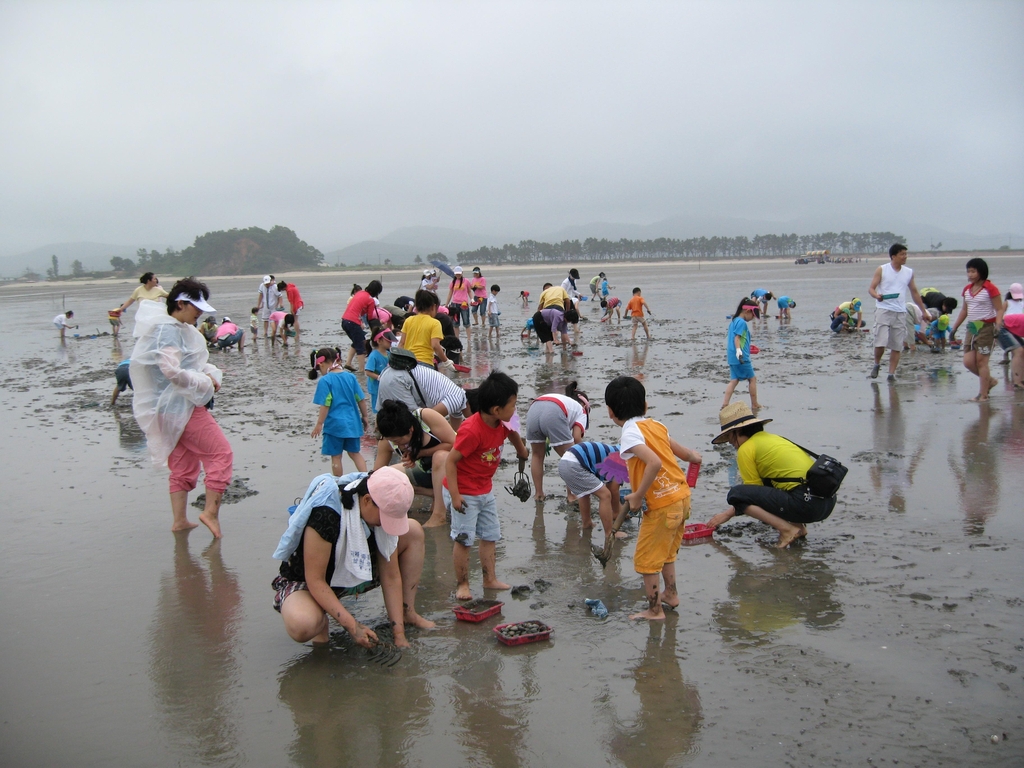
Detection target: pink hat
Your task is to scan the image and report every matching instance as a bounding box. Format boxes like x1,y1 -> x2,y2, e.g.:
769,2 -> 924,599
376,308 -> 392,326
366,466 -> 412,536
1010,283 -> 1023,300
437,305 -> 449,315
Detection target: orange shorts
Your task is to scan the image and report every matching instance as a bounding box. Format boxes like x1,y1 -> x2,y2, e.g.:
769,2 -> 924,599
633,497 -> 690,574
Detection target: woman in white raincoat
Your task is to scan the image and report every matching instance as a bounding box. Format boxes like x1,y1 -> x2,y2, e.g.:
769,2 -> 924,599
130,278 -> 233,538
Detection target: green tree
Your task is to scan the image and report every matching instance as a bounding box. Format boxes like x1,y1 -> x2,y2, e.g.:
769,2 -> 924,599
414,254 -> 423,264
110,256 -> 136,272
72,259 -> 85,277
46,254 -> 59,280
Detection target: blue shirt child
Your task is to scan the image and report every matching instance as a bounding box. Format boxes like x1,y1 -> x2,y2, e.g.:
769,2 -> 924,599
365,348 -> 389,412
726,316 -> 751,365
312,371 -> 366,438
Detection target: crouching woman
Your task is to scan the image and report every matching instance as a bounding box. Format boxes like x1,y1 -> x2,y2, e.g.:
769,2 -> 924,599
272,466 -> 435,648
706,403 -> 837,548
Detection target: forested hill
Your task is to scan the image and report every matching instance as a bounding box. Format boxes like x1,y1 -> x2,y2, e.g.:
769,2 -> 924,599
116,226 -> 324,276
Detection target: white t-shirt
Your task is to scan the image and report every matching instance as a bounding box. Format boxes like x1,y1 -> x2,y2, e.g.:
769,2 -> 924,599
1003,297 -> 1023,316
618,417 -> 646,460
53,314 -> 74,329
537,394 -> 588,433
486,294 -> 498,315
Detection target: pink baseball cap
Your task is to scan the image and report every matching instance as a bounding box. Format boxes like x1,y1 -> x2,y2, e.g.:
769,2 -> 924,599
366,466 -> 413,536
1010,283 -> 1023,300
437,305 -> 449,315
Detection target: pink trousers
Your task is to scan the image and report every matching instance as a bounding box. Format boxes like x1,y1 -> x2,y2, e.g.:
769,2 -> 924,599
168,406 -> 234,494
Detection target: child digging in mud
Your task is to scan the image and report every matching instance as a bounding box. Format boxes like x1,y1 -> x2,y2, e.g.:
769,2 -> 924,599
444,372 -> 530,601
605,375 -> 701,620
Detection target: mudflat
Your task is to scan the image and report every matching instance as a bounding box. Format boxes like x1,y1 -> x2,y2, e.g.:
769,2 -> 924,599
1,256 -> 1021,767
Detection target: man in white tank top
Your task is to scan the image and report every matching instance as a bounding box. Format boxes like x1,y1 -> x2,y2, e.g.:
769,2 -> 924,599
867,243 -> 930,380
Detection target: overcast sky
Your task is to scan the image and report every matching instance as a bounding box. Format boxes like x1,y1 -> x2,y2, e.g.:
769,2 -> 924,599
1,0 -> 1021,255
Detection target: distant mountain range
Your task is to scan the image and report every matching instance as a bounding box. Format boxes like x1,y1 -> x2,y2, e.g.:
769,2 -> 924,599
4,217 -> 1019,278
329,218 -> 1020,264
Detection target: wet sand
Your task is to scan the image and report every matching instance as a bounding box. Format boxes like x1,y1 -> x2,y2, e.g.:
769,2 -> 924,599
1,257 -> 1022,767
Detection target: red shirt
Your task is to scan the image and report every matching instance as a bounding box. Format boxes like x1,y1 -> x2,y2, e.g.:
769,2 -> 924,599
285,283 -> 303,311
443,413 -> 512,495
342,291 -> 378,323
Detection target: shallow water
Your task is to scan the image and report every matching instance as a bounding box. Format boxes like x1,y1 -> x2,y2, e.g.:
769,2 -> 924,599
1,257 -> 1022,767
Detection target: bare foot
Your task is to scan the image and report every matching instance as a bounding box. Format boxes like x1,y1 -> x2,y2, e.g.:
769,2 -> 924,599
629,608 -> 665,621
614,530 -> 628,539
989,377 -> 999,389
171,520 -> 199,532
404,609 -> 436,630
775,524 -> 807,548
423,514 -> 448,528
661,594 -> 680,609
581,520 -> 594,530
483,580 -> 511,591
455,585 -> 473,601
199,512 -> 222,539
393,635 -> 411,649
969,396 -> 989,402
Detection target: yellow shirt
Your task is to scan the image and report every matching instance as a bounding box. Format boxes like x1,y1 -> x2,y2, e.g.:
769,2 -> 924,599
400,314 -> 443,365
130,284 -> 169,302
538,286 -> 569,310
736,431 -> 814,491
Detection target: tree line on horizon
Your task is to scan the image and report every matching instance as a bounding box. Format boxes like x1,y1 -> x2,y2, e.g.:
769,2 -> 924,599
452,231 -> 907,265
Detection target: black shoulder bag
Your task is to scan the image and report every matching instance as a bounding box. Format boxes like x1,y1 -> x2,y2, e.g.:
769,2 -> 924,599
762,440 -> 848,499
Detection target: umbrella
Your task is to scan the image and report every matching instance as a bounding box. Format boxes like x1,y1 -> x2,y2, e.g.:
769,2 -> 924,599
430,260 -> 455,279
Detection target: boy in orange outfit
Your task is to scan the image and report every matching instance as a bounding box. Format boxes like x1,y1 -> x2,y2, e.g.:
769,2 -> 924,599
605,375 -> 701,620
625,287 -> 653,339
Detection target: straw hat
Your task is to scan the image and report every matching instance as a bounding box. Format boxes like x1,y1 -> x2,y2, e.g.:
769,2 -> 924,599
711,403 -> 772,445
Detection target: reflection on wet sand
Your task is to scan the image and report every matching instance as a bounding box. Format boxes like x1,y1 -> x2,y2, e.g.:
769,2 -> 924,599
711,543 -> 843,646
113,410 -> 146,450
868,382 -> 926,514
148,536 -> 243,765
608,622 -> 703,768
277,648 -> 431,768
948,405 -> 1000,536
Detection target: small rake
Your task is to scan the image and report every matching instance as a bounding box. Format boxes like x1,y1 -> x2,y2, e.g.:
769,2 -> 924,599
591,500 -> 634,568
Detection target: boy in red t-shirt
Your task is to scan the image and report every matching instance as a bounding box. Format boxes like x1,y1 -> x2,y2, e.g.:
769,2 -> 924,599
444,372 -> 529,600
625,287 -> 653,340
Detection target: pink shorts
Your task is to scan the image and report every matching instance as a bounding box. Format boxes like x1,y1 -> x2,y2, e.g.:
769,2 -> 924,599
168,406 -> 233,494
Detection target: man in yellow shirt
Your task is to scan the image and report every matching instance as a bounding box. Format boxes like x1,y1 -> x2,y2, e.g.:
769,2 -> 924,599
538,283 -> 570,311
707,403 -> 837,547
399,290 -> 450,368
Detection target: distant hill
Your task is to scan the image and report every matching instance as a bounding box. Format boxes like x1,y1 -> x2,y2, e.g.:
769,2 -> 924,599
146,226 -> 324,275
378,225 -> 503,254
324,240 -> 427,267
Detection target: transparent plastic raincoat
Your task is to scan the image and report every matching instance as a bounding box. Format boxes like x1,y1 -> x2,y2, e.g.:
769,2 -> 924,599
130,300 -> 224,466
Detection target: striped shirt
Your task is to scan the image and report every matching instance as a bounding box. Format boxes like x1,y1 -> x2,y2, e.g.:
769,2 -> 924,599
567,442 -> 619,477
377,366 -> 467,417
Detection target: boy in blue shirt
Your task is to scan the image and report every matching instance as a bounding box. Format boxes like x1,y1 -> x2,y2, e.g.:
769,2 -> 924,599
723,298 -> 760,410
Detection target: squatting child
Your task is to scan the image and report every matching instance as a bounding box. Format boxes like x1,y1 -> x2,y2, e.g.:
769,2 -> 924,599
625,288 -> 653,339
309,347 -> 370,476
444,371 -> 529,600
605,375 -> 702,620
722,297 -> 761,410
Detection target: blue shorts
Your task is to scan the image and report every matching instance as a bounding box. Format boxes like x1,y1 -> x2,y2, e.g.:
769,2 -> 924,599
488,314 -> 500,327
729,362 -> 755,381
444,487 -> 500,545
322,434 -> 361,456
